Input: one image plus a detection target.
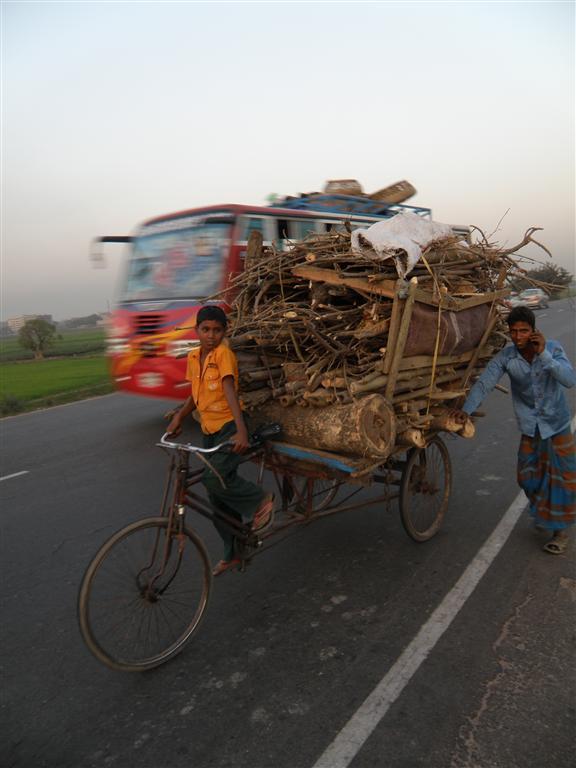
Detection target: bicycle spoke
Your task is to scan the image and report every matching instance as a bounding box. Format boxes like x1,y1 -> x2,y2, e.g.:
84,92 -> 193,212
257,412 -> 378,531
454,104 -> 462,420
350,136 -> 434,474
400,438 -> 451,542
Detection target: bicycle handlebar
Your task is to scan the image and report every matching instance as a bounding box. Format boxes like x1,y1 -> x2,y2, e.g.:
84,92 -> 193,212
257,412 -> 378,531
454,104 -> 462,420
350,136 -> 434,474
158,433 -> 233,453
157,423 -> 282,455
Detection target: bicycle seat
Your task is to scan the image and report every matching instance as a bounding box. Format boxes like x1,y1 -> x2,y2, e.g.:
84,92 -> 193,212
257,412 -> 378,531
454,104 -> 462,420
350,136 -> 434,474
250,423 -> 282,445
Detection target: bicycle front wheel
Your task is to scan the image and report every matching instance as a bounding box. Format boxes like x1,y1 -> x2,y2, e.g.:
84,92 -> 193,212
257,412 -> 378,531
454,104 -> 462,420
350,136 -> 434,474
78,517 -> 212,672
399,437 -> 452,542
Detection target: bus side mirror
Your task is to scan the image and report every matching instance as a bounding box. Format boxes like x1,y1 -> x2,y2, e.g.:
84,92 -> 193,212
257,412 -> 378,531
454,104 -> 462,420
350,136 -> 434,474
89,235 -> 133,269
90,239 -> 106,269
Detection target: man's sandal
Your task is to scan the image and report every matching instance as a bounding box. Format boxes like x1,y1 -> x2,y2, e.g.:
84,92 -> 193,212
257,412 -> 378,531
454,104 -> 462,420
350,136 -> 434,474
542,534 -> 568,555
212,558 -> 241,577
253,494 -> 275,533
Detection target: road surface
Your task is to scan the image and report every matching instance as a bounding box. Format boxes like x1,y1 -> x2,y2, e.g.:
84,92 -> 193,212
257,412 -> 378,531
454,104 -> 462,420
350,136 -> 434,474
2,299 -> 575,768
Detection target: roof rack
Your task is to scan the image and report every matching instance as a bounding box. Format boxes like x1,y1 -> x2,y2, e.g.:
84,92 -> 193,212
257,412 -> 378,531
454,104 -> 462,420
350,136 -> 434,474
272,193 -> 431,218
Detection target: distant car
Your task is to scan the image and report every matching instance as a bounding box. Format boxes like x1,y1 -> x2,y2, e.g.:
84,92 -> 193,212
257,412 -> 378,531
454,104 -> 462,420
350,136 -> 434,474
516,288 -> 549,310
501,291 -> 522,313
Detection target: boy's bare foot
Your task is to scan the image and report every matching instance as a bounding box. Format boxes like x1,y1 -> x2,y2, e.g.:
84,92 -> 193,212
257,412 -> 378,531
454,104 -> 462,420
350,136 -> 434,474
212,558 -> 241,577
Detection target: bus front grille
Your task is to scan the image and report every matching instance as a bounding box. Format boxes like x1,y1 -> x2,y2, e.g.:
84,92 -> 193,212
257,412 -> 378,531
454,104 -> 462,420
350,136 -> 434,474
134,314 -> 166,335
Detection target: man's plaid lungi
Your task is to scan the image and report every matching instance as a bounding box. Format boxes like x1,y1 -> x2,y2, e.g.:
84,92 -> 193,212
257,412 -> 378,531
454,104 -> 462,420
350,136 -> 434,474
517,426 -> 576,531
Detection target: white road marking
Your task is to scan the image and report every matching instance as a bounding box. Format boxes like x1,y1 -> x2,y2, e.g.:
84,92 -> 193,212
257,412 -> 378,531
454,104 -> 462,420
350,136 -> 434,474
312,413 -> 576,768
0,471 -> 29,482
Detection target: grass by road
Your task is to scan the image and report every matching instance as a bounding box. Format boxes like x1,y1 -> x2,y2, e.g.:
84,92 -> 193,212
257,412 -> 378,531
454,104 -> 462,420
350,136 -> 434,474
0,328 -> 112,415
0,328 -> 106,362
0,356 -> 113,415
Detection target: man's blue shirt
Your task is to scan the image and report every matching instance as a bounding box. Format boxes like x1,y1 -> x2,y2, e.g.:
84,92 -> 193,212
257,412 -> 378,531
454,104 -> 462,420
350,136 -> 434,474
462,340 -> 575,439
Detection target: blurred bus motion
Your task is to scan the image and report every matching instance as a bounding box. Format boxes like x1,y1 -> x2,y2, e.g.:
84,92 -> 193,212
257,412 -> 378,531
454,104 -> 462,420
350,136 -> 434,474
94,188 -> 455,400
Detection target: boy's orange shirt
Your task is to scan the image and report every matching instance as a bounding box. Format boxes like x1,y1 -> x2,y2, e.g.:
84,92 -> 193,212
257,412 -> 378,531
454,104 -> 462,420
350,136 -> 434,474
185,342 -> 239,434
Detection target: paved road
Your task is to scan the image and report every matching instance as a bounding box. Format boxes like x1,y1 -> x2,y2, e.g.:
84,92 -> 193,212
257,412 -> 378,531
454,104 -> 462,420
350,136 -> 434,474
2,299 -> 575,768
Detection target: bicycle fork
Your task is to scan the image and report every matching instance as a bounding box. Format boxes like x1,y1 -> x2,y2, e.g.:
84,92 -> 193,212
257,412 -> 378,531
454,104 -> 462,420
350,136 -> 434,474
137,463 -> 189,600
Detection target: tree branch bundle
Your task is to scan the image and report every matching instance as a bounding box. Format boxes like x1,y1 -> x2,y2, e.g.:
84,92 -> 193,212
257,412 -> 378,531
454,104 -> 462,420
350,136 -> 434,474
226,226 -> 548,459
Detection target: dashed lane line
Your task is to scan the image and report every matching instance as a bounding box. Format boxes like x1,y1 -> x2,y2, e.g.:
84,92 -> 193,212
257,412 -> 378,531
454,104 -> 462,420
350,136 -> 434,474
0,471 -> 30,482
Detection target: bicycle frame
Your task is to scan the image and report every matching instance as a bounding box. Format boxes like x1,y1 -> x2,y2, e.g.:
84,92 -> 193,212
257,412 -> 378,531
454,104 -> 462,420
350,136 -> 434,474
78,432 -> 450,672
158,445 -> 265,560
156,439 -> 406,571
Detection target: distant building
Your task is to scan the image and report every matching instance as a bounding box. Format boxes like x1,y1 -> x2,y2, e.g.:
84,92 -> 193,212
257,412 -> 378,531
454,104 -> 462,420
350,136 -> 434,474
7,314 -> 53,332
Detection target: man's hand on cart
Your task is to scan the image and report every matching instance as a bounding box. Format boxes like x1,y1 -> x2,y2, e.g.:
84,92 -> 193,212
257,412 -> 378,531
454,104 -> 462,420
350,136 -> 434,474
449,408 -> 469,425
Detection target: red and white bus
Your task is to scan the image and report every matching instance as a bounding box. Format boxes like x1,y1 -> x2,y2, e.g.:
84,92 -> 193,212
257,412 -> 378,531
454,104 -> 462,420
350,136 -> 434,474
96,194 -> 443,400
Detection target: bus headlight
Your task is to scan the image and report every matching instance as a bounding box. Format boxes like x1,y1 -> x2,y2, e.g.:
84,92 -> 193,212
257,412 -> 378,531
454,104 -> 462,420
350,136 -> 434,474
167,339 -> 200,358
107,337 -> 130,354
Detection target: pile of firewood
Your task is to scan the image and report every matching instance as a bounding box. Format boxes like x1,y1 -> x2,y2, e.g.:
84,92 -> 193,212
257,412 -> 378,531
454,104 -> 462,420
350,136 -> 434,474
227,223 -> 549,460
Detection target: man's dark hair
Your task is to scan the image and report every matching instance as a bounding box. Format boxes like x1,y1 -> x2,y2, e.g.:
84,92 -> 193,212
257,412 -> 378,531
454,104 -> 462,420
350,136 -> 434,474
196,305 -> 228,327
507,306 -> 535,329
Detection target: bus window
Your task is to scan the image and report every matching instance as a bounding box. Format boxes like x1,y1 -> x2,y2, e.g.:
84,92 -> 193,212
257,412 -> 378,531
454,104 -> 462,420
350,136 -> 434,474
330,220 -> 353,233
276,219 -> 288,240
288,219 -> 318,240
241,217 -> 265,240
322,218 -> 375,234
274,219 -> 289,251
275,218 -> 318,249
122,221 -> 231,301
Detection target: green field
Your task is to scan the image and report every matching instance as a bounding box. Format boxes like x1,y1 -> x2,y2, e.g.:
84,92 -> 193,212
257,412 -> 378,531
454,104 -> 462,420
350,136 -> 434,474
0,356 -> 113,414
0,328 -> 106,362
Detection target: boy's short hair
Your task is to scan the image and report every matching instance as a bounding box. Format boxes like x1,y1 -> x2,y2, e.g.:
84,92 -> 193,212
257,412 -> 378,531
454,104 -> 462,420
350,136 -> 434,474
507,306 -> 535,329
196,305 -> 228,327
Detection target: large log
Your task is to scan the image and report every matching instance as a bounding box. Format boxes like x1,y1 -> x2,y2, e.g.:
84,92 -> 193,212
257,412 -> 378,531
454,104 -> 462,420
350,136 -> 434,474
252,394 -> 397,459
430,410 -> 476,438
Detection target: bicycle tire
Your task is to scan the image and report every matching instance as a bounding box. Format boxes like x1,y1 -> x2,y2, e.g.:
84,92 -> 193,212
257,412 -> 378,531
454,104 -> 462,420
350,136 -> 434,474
78,517 -> 212,672
399,437 -> 452,542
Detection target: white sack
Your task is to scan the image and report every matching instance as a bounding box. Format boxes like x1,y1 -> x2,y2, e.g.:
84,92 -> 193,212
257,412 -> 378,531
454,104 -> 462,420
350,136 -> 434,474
351,211 -> 455,278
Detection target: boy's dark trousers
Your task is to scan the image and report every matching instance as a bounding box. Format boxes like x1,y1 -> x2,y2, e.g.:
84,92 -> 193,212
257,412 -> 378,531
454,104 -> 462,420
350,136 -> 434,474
202,420 -> 265,560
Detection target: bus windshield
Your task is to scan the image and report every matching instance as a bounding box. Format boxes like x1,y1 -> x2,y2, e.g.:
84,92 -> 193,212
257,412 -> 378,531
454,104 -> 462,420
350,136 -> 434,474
120,220 -> 232,302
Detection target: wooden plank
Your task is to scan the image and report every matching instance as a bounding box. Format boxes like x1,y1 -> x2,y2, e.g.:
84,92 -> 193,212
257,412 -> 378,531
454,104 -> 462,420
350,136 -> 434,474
413,289 -> 459,309
412,288 -> 509,311
269,441 -> 362,473
382,281 -> 403,374
292,265 -> 508,312
452,289 -> 509,310
459,266 -> 509,391
291,265 -> 397,298
398,347 -> 493,371
385,278 -> 418,400
393,387 -> 466,404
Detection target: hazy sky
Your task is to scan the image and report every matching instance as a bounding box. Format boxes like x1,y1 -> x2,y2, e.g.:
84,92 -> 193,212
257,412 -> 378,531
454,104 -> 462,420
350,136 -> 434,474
2,0 -> 574,320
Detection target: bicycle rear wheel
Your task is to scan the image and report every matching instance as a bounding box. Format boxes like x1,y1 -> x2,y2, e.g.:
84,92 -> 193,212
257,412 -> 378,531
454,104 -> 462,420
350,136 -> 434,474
288,476 -> 340,513
78,517 -> 211,672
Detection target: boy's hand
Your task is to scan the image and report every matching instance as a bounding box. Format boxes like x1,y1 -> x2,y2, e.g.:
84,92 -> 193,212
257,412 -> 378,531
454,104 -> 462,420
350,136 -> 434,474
166,415 -> 182,437
231,426 -> 250,453
530,330 -> 545,354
